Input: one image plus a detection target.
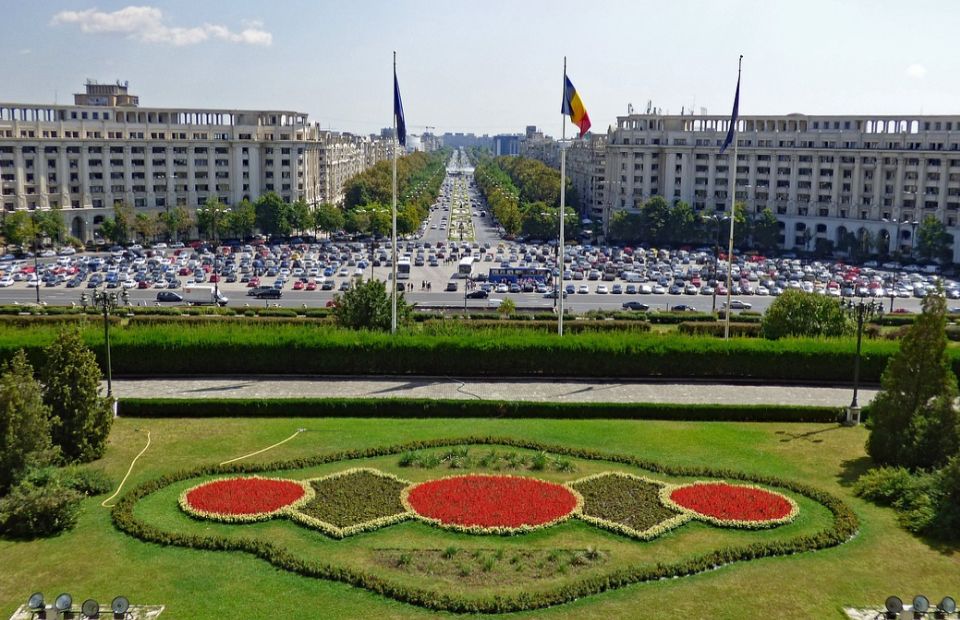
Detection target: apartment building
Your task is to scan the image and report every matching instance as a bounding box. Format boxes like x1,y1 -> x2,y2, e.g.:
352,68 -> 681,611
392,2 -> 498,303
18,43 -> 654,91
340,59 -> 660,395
0,81 -> 389,242
605,112 -> 960,261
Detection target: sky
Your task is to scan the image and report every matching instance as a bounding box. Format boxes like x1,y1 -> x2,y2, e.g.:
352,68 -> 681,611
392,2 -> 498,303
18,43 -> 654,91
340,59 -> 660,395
2,0 -> 959,137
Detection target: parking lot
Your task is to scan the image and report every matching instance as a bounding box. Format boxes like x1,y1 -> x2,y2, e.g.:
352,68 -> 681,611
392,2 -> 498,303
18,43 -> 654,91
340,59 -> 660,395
0,148 -> 954,314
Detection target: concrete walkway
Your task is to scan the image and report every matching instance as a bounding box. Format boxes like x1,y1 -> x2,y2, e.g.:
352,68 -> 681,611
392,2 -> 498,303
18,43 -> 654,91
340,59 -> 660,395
113,376 -> 877,407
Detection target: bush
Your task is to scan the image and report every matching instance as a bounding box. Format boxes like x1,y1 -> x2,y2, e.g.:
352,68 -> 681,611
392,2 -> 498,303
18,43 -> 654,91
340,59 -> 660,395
761,290 -> 852,339
0,478 -> 82,538
677,322 -> 762,338
854,466 -> 943,534
20,465 -> 112,496
333,278 -> 412,330
0,351 -> 54,494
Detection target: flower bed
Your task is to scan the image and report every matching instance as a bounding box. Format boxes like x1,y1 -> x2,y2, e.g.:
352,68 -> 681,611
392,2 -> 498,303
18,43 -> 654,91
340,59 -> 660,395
570,472 -> 691,539
289,468 -> 411,538
402,474 -> 582,534
179,476 -> 313,523
660,481 -> 799,528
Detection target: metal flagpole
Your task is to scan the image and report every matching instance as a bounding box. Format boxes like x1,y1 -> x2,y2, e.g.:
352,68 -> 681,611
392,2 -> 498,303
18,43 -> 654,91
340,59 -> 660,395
558,56 -> 567,337
391,51 -> 398,334
723,55 -> 743,340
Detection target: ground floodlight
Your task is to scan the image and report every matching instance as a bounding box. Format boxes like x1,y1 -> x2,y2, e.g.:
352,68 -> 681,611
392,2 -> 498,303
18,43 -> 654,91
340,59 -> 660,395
81,599 -> 100,617
886,596 -> 905,618
914,595 -> 931,614
27,593 -> 44,611
111,595 -> 130,615
54,593 -> 72,611
937,596 -> 956,615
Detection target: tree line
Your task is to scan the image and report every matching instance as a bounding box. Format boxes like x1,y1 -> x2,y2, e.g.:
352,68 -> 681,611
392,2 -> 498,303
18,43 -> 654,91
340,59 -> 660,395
473,156 -> 579,240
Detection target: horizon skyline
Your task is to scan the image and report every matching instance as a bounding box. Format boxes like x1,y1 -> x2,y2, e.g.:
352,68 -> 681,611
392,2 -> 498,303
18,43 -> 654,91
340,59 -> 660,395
3,1 -> 960,137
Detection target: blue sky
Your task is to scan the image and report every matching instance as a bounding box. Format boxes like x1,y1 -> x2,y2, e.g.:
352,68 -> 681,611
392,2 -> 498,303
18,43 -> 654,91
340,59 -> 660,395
1,0 -> 958,136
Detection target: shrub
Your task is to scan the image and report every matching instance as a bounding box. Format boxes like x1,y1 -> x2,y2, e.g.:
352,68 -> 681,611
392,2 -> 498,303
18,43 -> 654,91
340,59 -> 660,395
41,329 -> 113,463
761,290 -> 852,339
0,478 -> 82,538
677,322 -> 762,338
854,466 -> 942,534
332,278 -> 412,330
0,350 -> 54,494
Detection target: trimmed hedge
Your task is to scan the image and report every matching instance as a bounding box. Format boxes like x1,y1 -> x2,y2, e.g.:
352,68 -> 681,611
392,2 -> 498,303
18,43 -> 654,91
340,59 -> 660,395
419,320 -> 652,333
677,322 -> 763,338
111,436 -> 859,614
117,397 -> 844,423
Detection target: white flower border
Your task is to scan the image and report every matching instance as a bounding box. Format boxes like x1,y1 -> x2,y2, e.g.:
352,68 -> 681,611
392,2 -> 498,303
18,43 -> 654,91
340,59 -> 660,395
287,467 -> 413,539
568,471 -> 693,540
658,480 -> 800,529
179,475 -> 315,524
400,473 -> 584,536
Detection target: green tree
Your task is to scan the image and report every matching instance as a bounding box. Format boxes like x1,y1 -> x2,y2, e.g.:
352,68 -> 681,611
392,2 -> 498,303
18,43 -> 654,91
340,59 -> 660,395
640,196 -> 672,245
40,330 -> 113,463
196,196 -> 229,242
332,277 -> 411,331
158,205 -> 193,242
497,297 -> 517,318
369,208 -> 393,238
133,212 -> 158,242
732,202 -> 750,248
608,211 -> 643,243
2,210 -> 38,250
667,201 -> 699,246
867,291 -> 959,469
916,215 -> 952,263
0,350 -> 54,493
344,210 -> 371,235
254,192 -> 292,237
36,205 -> 66,247
226,199 -> 255,239
289,199 -> 312,234
752,208 -> 780,252
760,289 -> 852,339
112,203 -> 134,244
313,203 -> 345,235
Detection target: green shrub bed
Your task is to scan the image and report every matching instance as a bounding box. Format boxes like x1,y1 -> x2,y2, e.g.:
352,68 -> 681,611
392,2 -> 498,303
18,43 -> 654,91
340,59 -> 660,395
111,436 -> 859,614
117,398 -> 845,423
677,322 -> 763,337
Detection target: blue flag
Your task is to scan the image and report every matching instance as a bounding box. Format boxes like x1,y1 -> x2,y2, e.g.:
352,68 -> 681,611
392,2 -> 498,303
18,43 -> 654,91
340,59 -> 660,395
394,69 -> 406,147
719,68 -> 740,154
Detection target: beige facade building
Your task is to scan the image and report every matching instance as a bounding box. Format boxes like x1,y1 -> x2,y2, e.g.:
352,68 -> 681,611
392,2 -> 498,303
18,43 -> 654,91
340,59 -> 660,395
0,82 -> 389,241
605,112 -> 960,261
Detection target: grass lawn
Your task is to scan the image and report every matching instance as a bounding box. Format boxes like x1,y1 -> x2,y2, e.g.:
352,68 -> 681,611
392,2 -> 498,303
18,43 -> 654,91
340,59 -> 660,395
1,417 -> 957,619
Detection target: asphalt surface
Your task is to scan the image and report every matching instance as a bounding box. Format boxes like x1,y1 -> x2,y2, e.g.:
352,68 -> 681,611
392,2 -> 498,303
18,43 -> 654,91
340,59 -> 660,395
112,376 -> 877,407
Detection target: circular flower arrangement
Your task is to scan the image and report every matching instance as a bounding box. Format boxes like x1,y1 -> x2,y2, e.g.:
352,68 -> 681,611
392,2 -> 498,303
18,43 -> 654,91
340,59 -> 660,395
402,474 -> 582,534
660,481 -> 799,528
180,476 -> 314,523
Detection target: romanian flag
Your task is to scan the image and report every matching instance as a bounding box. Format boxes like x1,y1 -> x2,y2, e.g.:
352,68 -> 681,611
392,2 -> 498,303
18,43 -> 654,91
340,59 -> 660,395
562,74 -> 591,138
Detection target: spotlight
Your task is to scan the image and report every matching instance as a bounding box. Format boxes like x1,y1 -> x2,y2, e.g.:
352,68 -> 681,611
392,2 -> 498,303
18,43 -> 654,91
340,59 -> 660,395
54,593 -> 73,613
27,593 -> 44,612
81,599 -> 100,618
886,596 -> 905,619
914,595 -> 930,617
936,597 -> 957,619
111,596 -> 130,618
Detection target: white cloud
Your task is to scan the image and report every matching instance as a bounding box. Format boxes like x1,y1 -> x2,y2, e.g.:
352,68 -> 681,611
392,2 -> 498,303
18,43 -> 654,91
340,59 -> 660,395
50,6 -> 272,47
906,63 -> 927,79
17,48 -> 31,55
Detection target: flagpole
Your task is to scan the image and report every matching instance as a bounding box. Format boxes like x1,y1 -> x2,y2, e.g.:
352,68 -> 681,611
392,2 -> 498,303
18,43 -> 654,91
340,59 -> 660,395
558,56 -> 567,337
391,51 -> 398,334
723,55 -> 743,340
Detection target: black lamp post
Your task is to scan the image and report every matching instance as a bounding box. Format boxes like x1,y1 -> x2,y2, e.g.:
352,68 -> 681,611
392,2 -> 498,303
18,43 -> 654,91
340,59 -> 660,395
704,214 -> 729,314
83,288 -> 129,408
840,295 -> 883,425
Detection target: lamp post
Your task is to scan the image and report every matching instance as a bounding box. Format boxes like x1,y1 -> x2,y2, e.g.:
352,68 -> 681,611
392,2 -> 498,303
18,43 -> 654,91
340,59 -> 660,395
33,226 -> 41,304
703,213 -> 729,314
909,219 -> 920,260
840,295 -> 883,425
83,287 -> 129,413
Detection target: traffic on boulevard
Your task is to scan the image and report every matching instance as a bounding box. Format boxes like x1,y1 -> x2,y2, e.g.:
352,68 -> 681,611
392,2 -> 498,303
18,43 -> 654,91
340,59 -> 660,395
0,149 -> 954,314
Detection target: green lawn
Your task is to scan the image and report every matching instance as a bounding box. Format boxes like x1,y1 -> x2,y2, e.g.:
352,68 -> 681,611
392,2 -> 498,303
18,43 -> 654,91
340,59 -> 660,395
1,417 -> 957,619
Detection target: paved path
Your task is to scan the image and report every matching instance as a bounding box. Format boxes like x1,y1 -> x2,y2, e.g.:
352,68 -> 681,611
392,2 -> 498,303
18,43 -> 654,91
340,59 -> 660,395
113,376 -> 877,407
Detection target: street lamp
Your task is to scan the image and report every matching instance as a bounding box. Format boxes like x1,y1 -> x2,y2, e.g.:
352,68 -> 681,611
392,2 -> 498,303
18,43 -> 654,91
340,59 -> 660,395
81,287 -> 129,411
840,295 -> 883,425
909,219 -> 920,260
703,213 -> 729,314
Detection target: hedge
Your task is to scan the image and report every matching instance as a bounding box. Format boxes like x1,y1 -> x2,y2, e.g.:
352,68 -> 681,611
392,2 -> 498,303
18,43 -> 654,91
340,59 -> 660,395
111,436 -> 858,614
117,397 -> 844,423
677,322 -> 763,338
419,320 -> 652,333
0,323 -> 912,381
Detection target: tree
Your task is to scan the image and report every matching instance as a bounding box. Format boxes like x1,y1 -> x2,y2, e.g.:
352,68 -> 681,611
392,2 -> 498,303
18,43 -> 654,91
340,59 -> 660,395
608,211 -> 643,244
332,277 -> 411,331
867,291 -> 959,469
227,199 -> 256,239
313,203 -> 344,235
344,210 -> 371,235
640,196 -> 672,245
196,196 -> 229,242
760,289 -> 852,339
289,199 -> 312,234
368,207 -> 392,238
732,202 -> 750,248
2,210 -> 38,250
254,192 -> 292,237
40,330 -> 113,463
497,298 -> 517,318
133,212 -> 158,242
0,350 -> 54,494
158,205 -> 192,242
667,201 -> 698,246
916,215 -> 952,263
112,203 -> 134,244
752,208 -> 780,252
35,205 -> 66,247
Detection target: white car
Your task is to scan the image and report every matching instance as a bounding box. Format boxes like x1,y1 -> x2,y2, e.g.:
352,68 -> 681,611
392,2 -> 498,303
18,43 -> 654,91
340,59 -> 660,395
0,276 -> 14,287
596,284 -> 609,294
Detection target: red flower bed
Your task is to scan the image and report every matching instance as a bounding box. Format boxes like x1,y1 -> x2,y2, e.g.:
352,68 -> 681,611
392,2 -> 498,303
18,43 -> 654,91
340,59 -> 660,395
404,475 -> 579,532
184,477 -> 306,517
668,482 -> 794,523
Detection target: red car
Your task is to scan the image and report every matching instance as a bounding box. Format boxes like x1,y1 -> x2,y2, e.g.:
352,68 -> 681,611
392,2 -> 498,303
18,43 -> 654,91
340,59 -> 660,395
137,280 -> 150,289
292,281 -> 304,290
209,274 -> 221,283
305,281 -> 317,291
246,277 -> 261,287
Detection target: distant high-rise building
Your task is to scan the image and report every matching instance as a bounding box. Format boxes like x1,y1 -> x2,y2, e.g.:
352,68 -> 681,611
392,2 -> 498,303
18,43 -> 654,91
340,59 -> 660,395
493,134 -> 521,157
